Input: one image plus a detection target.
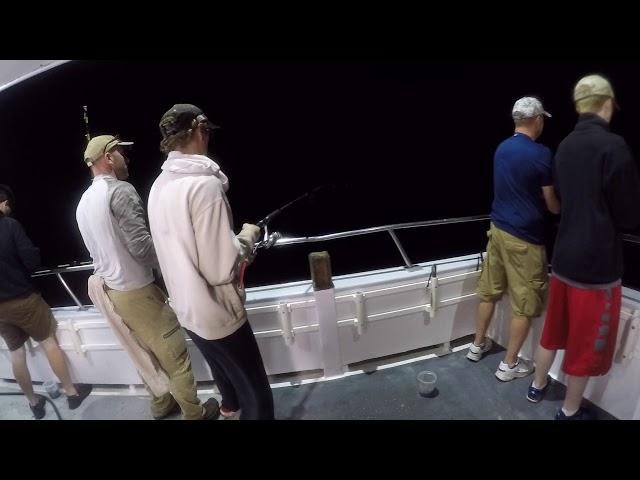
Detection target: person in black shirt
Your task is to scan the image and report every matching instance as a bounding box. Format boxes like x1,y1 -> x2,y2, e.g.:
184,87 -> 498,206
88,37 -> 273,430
0,185 -> 92,419
526,75 -> 640,419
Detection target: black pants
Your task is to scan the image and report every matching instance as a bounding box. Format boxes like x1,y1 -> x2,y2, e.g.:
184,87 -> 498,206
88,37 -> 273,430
186,321 -> 274,420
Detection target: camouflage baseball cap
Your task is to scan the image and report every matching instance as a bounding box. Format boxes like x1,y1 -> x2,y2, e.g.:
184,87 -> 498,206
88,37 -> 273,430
512,97 -> 552,120
574,74 -> 615,103
83,135 -> 134,166
159,104 -> 219,139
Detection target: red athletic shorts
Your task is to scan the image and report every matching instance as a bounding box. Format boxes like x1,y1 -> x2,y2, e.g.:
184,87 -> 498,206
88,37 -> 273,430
540,275 -> 621,376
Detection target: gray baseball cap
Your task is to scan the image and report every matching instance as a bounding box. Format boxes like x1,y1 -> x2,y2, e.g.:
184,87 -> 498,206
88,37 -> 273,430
512,97 -> 552,120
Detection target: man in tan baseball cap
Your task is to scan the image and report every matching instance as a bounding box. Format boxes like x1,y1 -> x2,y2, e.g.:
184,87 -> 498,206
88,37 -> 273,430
83,134 -> 134,176
573,74 -> 615,99
528,73 -> 640,419
76,133 -> 220,420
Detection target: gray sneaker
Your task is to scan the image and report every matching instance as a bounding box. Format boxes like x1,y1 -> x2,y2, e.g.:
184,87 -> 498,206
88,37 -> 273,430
495,359 -> 534,382
466,338 -> 493,362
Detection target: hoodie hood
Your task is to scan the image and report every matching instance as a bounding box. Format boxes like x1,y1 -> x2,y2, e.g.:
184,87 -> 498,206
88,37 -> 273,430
161,152 -> 229,191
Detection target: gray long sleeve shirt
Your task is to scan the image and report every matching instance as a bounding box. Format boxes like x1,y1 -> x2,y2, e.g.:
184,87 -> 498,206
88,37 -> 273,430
109,180 -> 159,270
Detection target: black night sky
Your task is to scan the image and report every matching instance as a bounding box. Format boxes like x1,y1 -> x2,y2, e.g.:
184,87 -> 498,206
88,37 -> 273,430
2,60 -> 640,306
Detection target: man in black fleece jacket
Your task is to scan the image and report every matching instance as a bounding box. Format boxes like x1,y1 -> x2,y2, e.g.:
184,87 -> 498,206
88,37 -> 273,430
526,76 -> 640,419
0,185 -> 91,419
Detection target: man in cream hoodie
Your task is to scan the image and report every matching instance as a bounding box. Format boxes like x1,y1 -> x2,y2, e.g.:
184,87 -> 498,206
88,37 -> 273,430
148,104 -> 274,420
76,134 -> 219,420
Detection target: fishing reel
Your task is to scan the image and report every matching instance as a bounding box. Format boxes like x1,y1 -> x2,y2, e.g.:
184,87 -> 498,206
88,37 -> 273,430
254,228 -> 281,252
238,228 -> 280,289
238,184 -> 329,288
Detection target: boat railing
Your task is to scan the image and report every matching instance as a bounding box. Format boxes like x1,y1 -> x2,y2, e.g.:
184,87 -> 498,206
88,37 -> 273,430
30,215 -> 640,310
272,214 -> 491,269
32,262 -> 93,310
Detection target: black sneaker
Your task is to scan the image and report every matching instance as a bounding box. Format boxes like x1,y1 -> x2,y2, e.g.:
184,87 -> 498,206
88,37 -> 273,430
67,384 -> 93,410
200,397 -> 221,420
527,376 -> 551,403
30,394 -> 46,420
555,407 -> 594,420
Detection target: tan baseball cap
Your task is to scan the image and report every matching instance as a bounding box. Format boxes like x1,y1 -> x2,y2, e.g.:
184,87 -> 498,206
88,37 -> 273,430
83,135 -> 134,166
574,74 -> 615,103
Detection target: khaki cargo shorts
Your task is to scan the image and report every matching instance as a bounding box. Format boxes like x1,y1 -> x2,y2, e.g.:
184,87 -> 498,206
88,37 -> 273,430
476,223 -> 548,318
0,292 -> 58,351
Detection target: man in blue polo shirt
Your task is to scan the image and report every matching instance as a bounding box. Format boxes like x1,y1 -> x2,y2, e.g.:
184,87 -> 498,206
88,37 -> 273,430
466,97 -> 560,382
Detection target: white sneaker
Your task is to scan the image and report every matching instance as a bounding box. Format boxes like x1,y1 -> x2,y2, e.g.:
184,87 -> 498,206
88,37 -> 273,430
495,359 -> 534,382
466,338 -> 493,362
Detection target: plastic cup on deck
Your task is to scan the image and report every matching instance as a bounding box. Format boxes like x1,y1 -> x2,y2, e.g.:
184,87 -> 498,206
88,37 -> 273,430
417,371 -> 437,397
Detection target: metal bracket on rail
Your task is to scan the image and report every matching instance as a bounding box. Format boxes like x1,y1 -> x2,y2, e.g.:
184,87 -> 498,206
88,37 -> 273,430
66,318 -> 87,356
278,302 -> 295,346
428,265 -> 438,320
353,292 -> 367,335
620,311 -> 640,365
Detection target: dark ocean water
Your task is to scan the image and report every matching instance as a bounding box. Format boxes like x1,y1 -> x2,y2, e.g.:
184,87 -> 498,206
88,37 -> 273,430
2,60 -> 640,306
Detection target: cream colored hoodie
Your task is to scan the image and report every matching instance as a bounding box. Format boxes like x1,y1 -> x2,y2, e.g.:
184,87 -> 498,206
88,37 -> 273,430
148,152 -> 250,340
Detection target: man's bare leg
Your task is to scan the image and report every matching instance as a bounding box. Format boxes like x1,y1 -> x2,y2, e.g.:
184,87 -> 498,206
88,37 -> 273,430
563,375 -> 589,415
504,315 -> 531,366
473,301 -> 495,346
40,336 -> 78,396
533,345 -> 556,388
10,346 -> 39,405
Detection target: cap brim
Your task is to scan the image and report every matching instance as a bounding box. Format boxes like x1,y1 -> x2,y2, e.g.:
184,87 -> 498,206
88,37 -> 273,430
117,141 -> 134,146
542,111 -> 552,118
206,121 -> 220,131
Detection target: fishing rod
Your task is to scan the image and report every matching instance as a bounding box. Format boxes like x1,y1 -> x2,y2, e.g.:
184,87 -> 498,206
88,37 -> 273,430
83,105 -> 91,142
255,184 -> 328,230
238,183 -> 334,289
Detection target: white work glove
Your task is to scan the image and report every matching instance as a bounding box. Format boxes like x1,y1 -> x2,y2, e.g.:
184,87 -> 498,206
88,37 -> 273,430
236,223 -> 262,262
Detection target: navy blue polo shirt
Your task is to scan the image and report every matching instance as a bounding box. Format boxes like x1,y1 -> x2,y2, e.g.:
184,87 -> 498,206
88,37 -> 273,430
490,133 -> 553,245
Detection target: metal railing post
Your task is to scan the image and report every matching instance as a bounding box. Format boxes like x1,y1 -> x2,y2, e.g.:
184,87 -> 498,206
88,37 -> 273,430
56,273 -> 86,310
387,229 -> 413,268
